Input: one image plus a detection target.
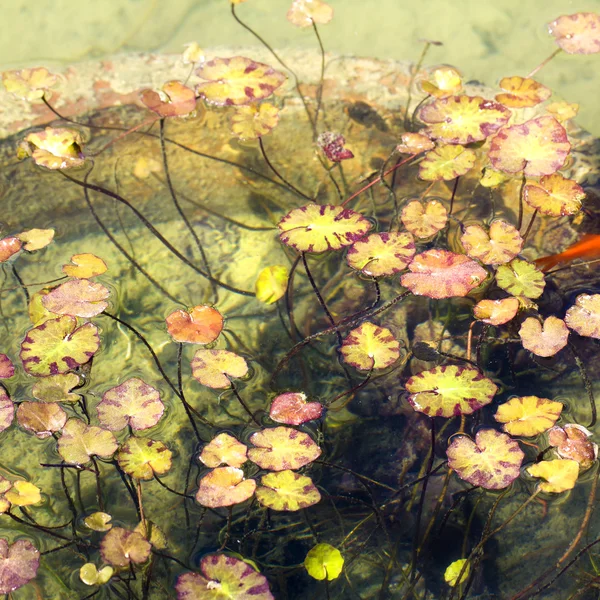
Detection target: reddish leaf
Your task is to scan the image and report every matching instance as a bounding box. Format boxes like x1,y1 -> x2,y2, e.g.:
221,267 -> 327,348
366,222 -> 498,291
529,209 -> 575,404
400,249 -> 487,299
199,433 -> 248,468
317,132 -> 354,162
565,293 -> 600,339
248,427 -> 321,471
140,81 -> 197,117
100,527 -> 151,567
495,77 -> 552,108
41,279 -> 109,318
0,389 -> 14,434
401,199 -> 448,238
195,467 -> 256,508
97,378 -> 165,431
548,424 -> 598,469
548,12 -> 600,54
396,132 -> 435,154
473,297 -> 520,326
0,237 -> 21,263
0,539 -> 40,594
460,220 -> 523,265
269,392 -> 323,425
0,355 -> 14,379
346,232 -> 415,276
166,305 -> 223,344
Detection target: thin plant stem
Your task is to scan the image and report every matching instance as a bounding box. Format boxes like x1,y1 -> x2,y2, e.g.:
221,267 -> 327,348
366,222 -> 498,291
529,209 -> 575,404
10,265 -> 29,305
569,343 -> 596,428
312,20 -> 326,130
517,172 -> 526,231
326,369 -> 373,408
229,381 -> 261,426
403,41 -> 434,131
527,48 -> 562,78
449,177 -> 460,216
522,209 -> 538,242
160,118 -> 218,303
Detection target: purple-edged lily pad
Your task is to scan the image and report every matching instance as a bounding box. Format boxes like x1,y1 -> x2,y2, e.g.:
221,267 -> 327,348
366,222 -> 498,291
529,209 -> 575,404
100,527 -> 151,567
0,389 -> 14,434
0,538 -> 40,594
0,355 -> 14,379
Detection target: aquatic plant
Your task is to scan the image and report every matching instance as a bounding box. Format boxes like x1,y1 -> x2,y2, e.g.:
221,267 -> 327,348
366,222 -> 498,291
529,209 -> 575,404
0,4 -> 599,599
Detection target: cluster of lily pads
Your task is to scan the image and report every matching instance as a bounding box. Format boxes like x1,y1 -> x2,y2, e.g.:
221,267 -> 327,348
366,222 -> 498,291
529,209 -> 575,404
1,1 -> 600,598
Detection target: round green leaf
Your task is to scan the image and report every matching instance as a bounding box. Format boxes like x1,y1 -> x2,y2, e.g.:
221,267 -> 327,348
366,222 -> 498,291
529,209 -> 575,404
117,437 -> 172,480
304,543 -> 344,581
496,259 -> 546,299
58,418 -> 118,465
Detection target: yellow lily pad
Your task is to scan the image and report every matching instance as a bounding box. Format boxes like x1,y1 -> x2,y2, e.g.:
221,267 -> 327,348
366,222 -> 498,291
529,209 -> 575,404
494,396 -> 563,437
527,459 -> 579,493
304,543 -> 344,581
256,470 -> 321,511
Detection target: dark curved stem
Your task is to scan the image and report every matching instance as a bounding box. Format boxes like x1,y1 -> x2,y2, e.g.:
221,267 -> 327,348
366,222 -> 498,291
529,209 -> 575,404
10,265 -> 29,305
312,20 -> 326,131
449,177 -> 460,216
569,342 -> 596,428
521,209 -> 538,243
160,118 -> 218,303
229,381 -> 261,426
153,474 -> 195,499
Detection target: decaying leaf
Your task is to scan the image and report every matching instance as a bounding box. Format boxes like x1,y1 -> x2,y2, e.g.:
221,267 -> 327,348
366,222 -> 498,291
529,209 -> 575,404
547,424 -> 598,469
199,433 -> 248,468
1,67 -> 57,100
140,81 -> 197,117
473,297 -> 520,326
565,293 -> 600,339
269,392 -> 323,425
0,539 -> 40,594
100,527 -> 151,567
20,127 -> 85,170
418,66 -> 462,98
447,429 -> 524,489
231,103 -> 280,140
317,132 -> 354,162
519,316 -> 569,357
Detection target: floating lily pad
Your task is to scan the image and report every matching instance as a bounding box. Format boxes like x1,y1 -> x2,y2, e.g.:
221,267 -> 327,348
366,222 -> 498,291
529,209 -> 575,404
97,378 -> 164,431
488,116 -> 570,177
4,481 -> 41,507
256,470 -> 321,511
255,265 -> 289,304
400,249 -> 487,299
406,365 -> 497,418
444,559 -> 470,588
0,237 -> 21,262
84,512 -> 113,532
447,429 -> 524,489
547,424 -> 598,469
41,279 -> 109,318
495,77 -> 552,108
16,402 -> 67,439
418,145 -> 477,181
340,322 -> 401,370
248,427 -> 321,471
317,132 -> 354,162
20,316 -> 100,377
100,527 -> 151,567
196,57 -> 286,106
231,103 -> 280,140
461,220 -> 523,265
519,316 -> 569,357
176,554 -> 274,600
304,543 -> 344,581
195,467 -> 256,508
80,563 -> 114,586
473,297 -> 520,326
140,81 -> 197,117
0,538 -> 40,594
287,0 -> 333,27
0,355 -> 14,379
269,392 -> 323,425
62,254 -> 108,278
565,293 -> 600,339
396,132 -> 435,154
191,349 -> 249,389
495,259 -> 546,299
32,373 -> 80,403
117,438 -> 172,480
346,232 -> 415,276
1,67 -> 57,100
527,459 -> 579,493
479,167 -> 509,188
199,433 -> 248,468
16,228 -> 54,251
494,396 -> 563,437
401,199 -> 448,238
418,96 -> 511,144
546,101 -> 579,122
548,12 -> 600,54
523,173 -> 585,217
20,127 -> 85,170
166,305 -> 224,345
58,418 -> 118,465
0,389 -> 14,434
418,66 -> 462,98
278,204 -> 372,253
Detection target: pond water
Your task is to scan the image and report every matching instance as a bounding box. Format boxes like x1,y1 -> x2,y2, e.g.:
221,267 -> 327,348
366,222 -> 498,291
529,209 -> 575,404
1,2 -> 600,599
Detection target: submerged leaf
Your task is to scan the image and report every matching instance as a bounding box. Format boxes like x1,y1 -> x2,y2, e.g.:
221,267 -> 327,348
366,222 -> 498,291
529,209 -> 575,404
199,433 -> 248,468
447,429 -> 524,490
523,173 -> 585,217
255,265 -> 289,304
495,77 -> 551,108
340,322 -> 401,370
519,316 -> 569,357
256,470 -> 321,511
278,204 -> 372,253
317,132 -> 354,162
400,249 -> 487,299
548,12 -> 600,54
527,459 -> 579,493
58,418 -> 118,465
20,127 -> 85,170
269,392 -> 323,425
248,427 -> 321,471
304,543 -> 344,581
418,144 -> 476,181
97,378 -> 165,431
547,424 -> 598,469
495,259 -> 546,299
166,305 -> 224,345
1,67 -> 57,100
140,81 -> 197,117
406,365 -> 497,418
176,554 -> 274,600
17,402 -> 67,438
444,559 -> 470,587
488,116 -> 571,177
0,539 -> 40,594
418,96 -> 511,144
565,293 -> 600,339
41,279 -> 109,318
191,349 -> 249,389
231,103 -> 280,140
195,467 -> 256,508
396,132 -> 435,154
418,66 -> 462,98
494,396 -> 563,437
346,232 -> 415,276
0,355 -> 14,379
20,316 -> 100,376
117,438 -> 172,480
100,527 -> 151,567
32,373 -> 80,403
196,57 -> 286,106
0,237 -> 21,262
